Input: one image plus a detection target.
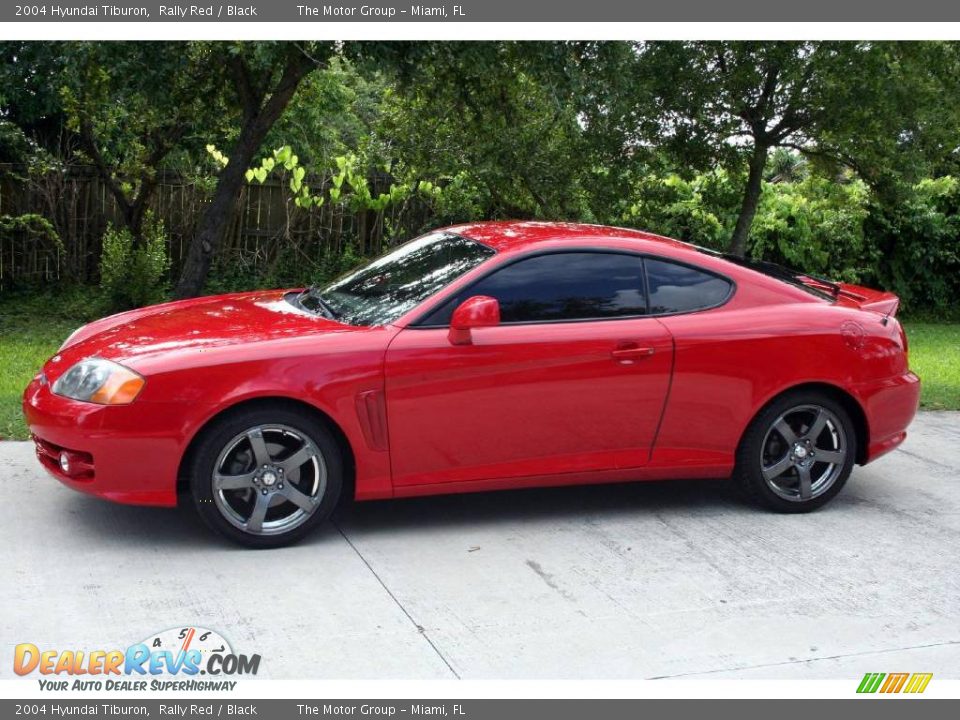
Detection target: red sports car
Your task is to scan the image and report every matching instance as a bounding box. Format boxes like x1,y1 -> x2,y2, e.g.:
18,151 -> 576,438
23,222 -> 920,547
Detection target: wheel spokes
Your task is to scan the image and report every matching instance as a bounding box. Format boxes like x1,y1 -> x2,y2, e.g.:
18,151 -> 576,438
278,482 -> 315,511
762,454 -> 793,481
214,471 -> 257,491
773,418 -> 798,444
805,410 -> 828,443
797,465 -> 813,500
245,492 -> 271,533
816,449 -> 845,465
246,428 -> 272,466
279,445 -> 315,474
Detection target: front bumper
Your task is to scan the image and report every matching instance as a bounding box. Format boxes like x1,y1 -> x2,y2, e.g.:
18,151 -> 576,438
22,375 -> 181,507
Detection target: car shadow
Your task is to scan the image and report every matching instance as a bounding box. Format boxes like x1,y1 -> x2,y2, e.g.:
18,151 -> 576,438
330,478 -> 741,539
63,477 -> 742,549
64,494 -> 217,547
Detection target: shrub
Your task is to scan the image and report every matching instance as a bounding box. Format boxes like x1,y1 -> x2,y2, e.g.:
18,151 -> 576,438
749,175 -> 874,283
99,212 -> 171,311
865,177 -> 960,315
312,242 -> 366,286
619,168 -> 741,249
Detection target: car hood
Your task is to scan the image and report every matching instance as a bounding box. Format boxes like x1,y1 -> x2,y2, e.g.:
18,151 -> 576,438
55,290 -> 352,365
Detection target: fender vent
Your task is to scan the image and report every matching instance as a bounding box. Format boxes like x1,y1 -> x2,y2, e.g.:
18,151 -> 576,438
355,389 -> 389,451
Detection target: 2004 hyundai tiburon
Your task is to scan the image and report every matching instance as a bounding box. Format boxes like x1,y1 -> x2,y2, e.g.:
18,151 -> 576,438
24,222 -> 919,547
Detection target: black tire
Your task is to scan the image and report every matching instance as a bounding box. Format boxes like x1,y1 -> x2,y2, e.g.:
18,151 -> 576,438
188,405 -> 344,548
733,390 -> 857,513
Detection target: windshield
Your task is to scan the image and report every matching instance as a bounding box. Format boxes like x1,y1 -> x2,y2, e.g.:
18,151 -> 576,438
301,232 -> 495,326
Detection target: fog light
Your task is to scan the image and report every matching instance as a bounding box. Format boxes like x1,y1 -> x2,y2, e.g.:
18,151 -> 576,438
59,452 -> 71,474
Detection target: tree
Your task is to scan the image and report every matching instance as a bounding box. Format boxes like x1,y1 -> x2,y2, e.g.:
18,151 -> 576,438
368,42 -> 589,220
0,42 -> 68,162
586,41 -> 960,256
174,42 -> 331,298
58,42 -> 226,239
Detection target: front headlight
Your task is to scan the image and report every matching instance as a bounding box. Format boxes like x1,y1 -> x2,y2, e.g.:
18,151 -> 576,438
51,358 -> 145,405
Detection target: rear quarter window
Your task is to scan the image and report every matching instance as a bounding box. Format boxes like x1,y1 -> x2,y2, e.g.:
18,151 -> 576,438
646,258 -> 732,314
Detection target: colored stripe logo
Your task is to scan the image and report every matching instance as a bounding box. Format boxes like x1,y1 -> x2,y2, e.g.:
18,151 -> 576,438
857,672 -> 932,694
904,673 -> 934,693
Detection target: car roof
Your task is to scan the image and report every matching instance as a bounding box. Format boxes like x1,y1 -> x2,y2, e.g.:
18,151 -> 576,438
440,221 -> 828,307
445,220 -> 694,254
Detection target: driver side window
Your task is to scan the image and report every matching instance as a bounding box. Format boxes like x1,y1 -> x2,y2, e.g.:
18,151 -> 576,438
418,251 -> 648,326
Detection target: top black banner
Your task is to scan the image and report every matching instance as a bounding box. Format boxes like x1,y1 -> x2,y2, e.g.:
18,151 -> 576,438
6,0 -> 960,22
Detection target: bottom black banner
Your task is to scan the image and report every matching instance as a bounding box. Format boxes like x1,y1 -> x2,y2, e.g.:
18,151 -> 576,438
2,699 -> 958,720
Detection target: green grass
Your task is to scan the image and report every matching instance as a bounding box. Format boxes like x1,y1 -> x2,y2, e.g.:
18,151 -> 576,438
903,322 -> 960,411
0,286 -> 108,440
0,305 -> 956,441
0,316 -> 77,440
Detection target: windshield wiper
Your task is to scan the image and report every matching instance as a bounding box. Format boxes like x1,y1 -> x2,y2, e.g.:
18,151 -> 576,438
299,287 -> 341,320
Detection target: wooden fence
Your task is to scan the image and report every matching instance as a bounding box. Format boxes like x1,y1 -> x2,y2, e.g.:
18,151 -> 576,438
0,164 -> 435,290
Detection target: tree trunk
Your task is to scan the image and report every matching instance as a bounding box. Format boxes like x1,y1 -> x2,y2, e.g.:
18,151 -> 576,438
173,130 -> 259,298
79,119 -> 176,245
174,52 -> 316,298
127,189 -> 152,239
728,142 -> 770,258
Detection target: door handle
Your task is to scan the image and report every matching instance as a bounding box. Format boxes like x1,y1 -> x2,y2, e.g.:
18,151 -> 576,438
611,345 -> 655,362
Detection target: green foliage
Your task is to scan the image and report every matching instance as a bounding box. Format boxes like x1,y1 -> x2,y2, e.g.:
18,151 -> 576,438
311,243 -> 366,286
3,40 -> 960,316
621,169 -> 742,249
0,119 -> 37,164
218,141 -> 454,220
750,175 -> 873,282
379,42 -> 590,219
412,172 -> 486,228
265,57 -> 386,172
0,284 -> 106,323
619,160 -> 960,313
98,212 -> 171,310
0,42 -> 68,160
583,41 -> 960,255
866,177 -> 960,313
59,42 -> 230,207
204,242 -> 367,296
0,212 -> 63,252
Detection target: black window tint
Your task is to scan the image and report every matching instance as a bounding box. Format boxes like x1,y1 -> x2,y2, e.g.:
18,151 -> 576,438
421,252 -> 647,325
645,258 -> 731,314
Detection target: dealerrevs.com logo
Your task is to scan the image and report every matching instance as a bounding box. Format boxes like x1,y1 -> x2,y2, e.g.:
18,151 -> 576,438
14,626 -> 261,692
857,672 -> 933,694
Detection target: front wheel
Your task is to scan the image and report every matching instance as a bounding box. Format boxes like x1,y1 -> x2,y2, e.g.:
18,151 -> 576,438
188,406 -> 344,548
734,391 -> 857,512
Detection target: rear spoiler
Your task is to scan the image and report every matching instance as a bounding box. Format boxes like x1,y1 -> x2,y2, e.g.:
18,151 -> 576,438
857,294 -> 899,317
829,282 -> 900,322
708,253 -> 901,320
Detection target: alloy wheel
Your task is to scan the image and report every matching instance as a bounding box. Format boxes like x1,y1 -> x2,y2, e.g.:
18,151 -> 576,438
212,424 -> 327,536
759,404 -> 848,502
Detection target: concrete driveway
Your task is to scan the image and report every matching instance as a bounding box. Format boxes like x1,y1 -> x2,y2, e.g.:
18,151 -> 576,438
2,412 -> 958,680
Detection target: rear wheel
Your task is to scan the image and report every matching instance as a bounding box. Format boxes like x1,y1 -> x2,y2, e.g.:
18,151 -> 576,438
734,391 -> 856,512
189,406 -> 343,548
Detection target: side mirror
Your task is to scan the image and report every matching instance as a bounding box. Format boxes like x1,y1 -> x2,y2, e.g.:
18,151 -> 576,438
448,295 -> 500,346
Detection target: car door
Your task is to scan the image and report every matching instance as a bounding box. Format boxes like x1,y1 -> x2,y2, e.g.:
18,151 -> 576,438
383,250 -> 674,488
